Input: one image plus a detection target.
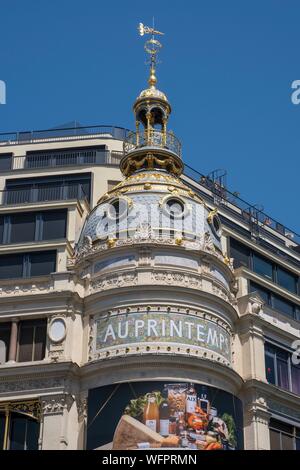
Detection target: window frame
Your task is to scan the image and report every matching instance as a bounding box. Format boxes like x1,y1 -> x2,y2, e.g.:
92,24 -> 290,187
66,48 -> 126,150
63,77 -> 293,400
0,250 -> 56,280
269,418 -> 300,450
229,237 -> 299,295
264,342 -> 299,395
0,209 -> 67,245
17,319 -> 47,363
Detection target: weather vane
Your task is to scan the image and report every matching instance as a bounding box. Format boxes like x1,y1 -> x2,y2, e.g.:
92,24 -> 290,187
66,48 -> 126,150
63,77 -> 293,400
138,21 -> 164,87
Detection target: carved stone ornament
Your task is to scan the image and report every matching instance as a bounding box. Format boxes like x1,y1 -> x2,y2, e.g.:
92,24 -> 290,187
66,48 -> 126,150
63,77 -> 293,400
41,394 -> 74,416
90,271 -> 138,293
0,378 -> 64,394
0,279 -> 54,297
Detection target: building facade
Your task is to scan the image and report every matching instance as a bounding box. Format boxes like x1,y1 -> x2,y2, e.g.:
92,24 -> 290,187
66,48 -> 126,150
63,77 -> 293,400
0,33 -> 300,451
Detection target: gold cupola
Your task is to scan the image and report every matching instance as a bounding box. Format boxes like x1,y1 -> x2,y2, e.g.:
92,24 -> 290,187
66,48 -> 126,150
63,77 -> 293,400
120,23 -> 183,177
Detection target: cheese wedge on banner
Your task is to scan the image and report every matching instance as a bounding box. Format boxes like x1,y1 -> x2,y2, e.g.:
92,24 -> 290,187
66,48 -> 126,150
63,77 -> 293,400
113,415 -> 164,450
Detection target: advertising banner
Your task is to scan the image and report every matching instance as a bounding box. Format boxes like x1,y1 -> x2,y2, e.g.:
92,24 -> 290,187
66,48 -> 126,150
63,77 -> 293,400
95,312 -> 231,361
87,381 -> 244,450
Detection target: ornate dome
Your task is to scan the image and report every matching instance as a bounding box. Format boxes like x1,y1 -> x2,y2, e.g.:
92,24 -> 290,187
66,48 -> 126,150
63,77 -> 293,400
76,170 -> 224,261
137,86 -> 168,102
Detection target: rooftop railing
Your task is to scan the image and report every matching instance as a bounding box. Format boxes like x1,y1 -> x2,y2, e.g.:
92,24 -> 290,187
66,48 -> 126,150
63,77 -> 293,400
0,125 -> 130,146
183,164 -> 300,247
123,129 -> 182,158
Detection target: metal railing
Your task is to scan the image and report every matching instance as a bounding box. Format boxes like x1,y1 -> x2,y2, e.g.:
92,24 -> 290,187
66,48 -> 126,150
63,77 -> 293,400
183,164 -> 300,247
0,125 -> 131,146
12,149 -> 123,170
123,129 -> 182,158
0,183 -> 89,206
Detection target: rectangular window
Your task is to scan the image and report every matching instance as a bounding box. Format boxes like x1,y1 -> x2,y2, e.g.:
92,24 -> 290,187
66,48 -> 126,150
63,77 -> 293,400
0,413 -> 5,450
0,153 -> 12,171
229,238 -> 250,269
0,322 -> 11,363
0,253 -> 24,279
9,414 -> 39,450
291,365 -> 300,396
253,253 -> 273,280
0,216 -> 3,244
249,281 -> 270,304
30,251 -> 56,277
17,320 -> 47,363
276,349 -> 290,391
0,251 -> 56,279
6,173 -> 91,203
10,213 -> 36,244
265,345 -> 276,385
277,267 -> 297,293
273,294 -> 294,318
41,210 -> 67,240
269,419 -> 296,450
264,343 -> 300,395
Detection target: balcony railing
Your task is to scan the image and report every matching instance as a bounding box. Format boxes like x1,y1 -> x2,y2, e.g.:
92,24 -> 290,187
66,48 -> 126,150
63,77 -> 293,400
0,183 -> 89,206
123,129 -> 182,158
12,149 -> 123,170
0,125 -> 130,146
183,164 -> 300,247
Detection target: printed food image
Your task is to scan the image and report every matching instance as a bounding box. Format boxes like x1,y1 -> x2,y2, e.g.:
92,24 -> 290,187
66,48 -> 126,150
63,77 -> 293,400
112,383 -> 237,450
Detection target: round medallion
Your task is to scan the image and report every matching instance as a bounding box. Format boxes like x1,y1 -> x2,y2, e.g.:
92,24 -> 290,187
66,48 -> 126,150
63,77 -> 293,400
49,318 -> 66,343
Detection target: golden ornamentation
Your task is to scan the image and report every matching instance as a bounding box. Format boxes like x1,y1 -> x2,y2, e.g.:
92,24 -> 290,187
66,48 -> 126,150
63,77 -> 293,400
144,183 -> 152,190
223,254 -> 231,266
175,236 -> 183,245
121,152 -> 183,177
207,207 -> 218,224
106,238 -> 116,248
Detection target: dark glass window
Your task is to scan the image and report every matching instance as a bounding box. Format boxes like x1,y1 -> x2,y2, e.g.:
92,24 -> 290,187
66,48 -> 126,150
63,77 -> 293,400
269,419 -> 296,450
0,251 -> 56,279
0,322 -> 11,363
264,343 -> 300,395
270,428 -> 281,450
273,295 -> 294,318
277,267 -> 297,293
30,251 -> 56,277
0,413 -> 5,450
0,253 -> 24,279
276,349 -> 289,390
5,173 -> 91,203
9,413 -> 39,450
291,365 -> 300,396
253,253 -> 273,280
229,238 -> 250,269
249,281 -> 270,304
0,153 -> 12,171
17,320 -> 47,363
265,345 -> 276,385
0,216 -> 3,244
41,210 -> 67,240
10,213 -> 36,243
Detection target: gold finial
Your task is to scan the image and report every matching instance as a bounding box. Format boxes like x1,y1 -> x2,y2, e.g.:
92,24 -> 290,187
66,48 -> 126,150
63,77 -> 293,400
138,21 -> 164,89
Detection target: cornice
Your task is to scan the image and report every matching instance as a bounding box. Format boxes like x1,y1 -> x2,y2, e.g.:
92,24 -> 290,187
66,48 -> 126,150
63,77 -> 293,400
80,353 -> 244,395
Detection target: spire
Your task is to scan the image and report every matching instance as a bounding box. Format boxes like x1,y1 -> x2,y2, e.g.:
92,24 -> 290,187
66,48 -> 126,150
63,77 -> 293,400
120,23 -> 183,177
138,21 -> 163,89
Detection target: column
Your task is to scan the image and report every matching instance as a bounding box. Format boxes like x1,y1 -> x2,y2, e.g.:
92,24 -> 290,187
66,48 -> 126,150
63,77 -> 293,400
8,319 -> 18,362
41,394 -> 78,450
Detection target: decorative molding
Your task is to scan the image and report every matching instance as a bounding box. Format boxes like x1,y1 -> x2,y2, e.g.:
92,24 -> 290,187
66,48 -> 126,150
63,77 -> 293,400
90,271 -> 138,293
41,393 -> 74,416
0,378 -> 64,394
77,397 -> 88,421
0,279 -> 54,297
151,270 -> 202,289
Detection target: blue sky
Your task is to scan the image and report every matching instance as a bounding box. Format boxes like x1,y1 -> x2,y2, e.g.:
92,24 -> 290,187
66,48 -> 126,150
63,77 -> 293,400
0,0 -> 299,233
